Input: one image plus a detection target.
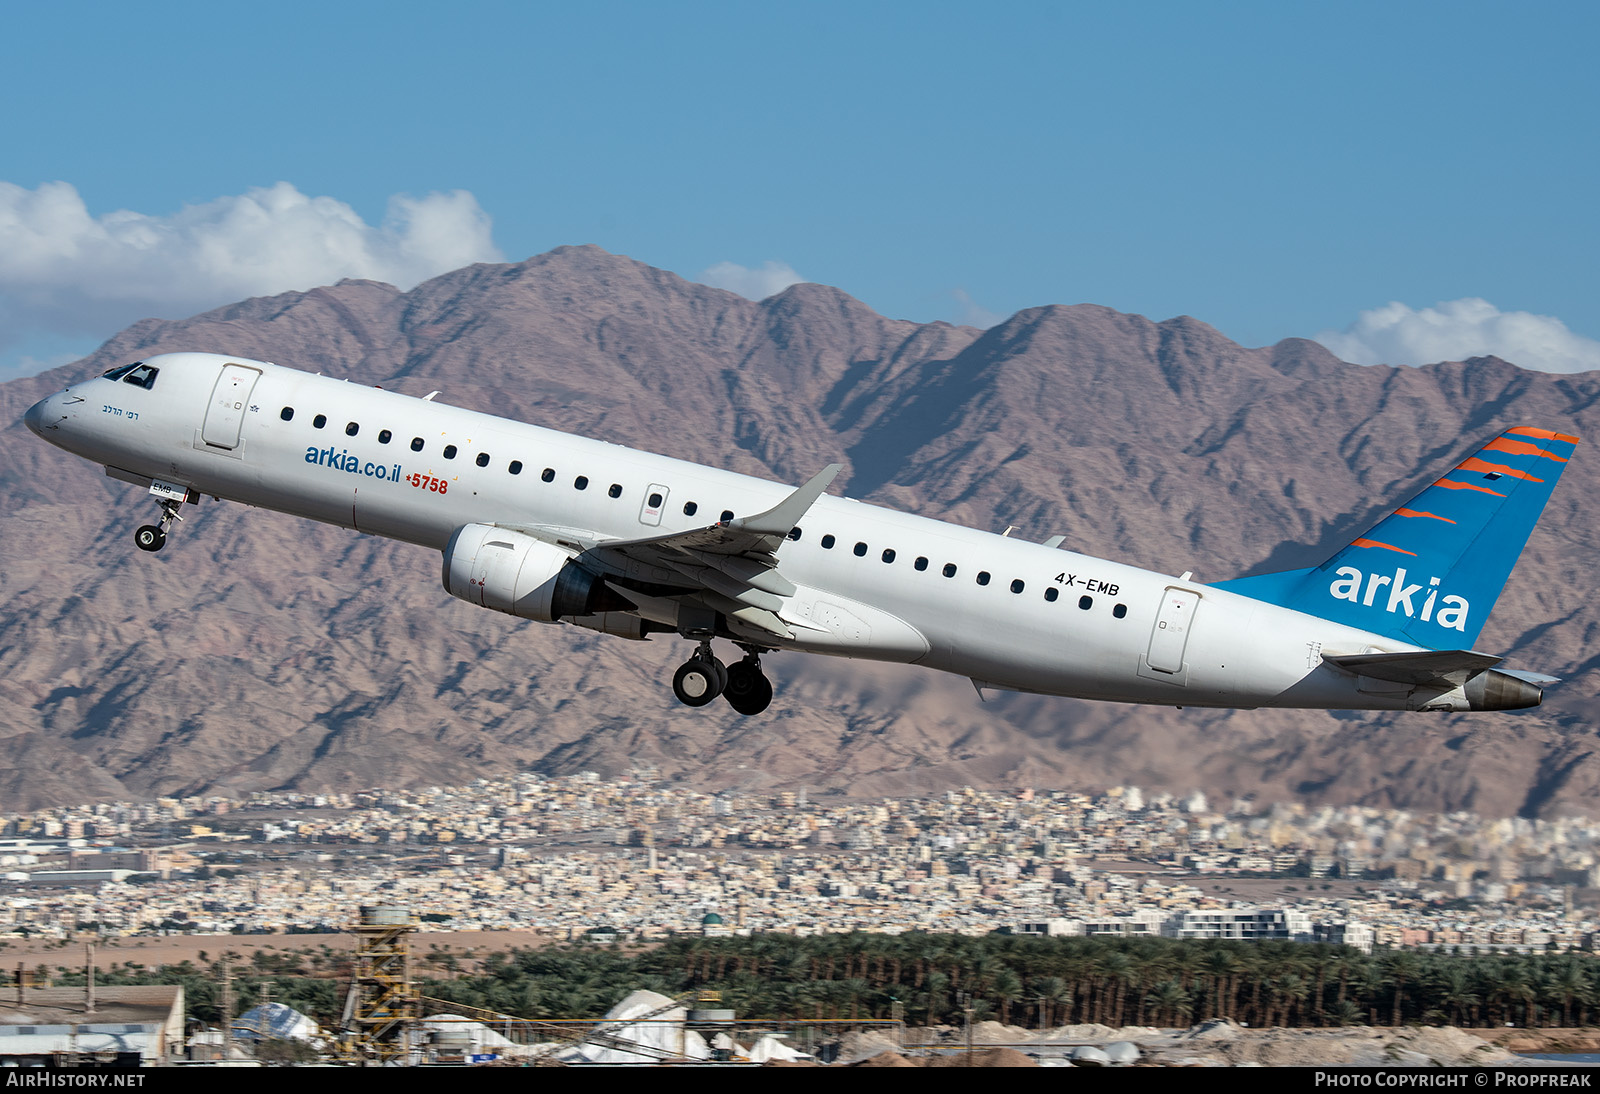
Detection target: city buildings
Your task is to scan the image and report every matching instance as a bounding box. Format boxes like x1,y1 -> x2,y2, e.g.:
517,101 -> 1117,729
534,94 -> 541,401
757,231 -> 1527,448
1,775 -> 1596,956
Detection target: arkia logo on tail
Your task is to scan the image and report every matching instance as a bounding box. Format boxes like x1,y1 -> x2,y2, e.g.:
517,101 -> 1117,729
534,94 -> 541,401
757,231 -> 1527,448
1327,566 -> 1468,632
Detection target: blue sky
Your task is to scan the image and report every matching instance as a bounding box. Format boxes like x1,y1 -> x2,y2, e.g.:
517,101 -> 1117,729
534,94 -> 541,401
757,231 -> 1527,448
2,1 -> 1597,377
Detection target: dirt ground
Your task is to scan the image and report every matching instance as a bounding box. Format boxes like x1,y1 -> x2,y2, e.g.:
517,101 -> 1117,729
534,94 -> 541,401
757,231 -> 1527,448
1467,1028 -> 1600,1054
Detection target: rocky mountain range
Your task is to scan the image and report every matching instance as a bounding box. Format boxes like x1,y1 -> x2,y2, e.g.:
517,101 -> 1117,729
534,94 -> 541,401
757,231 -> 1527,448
3,245 -> 1598,816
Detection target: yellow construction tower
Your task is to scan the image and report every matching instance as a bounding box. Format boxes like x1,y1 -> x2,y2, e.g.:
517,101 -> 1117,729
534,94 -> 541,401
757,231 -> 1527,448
342,905 -> 421,1064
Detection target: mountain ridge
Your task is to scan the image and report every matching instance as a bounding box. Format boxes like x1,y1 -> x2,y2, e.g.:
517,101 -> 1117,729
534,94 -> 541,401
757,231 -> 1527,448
3,245 -> 1597,816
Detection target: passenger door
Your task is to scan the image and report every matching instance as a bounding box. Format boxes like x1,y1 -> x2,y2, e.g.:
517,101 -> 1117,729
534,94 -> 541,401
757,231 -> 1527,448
201,363 -> 261,449
1147,588 -> 1199,674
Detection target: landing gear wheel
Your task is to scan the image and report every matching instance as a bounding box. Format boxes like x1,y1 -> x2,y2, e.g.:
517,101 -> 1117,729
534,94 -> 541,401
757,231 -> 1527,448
723,660 -> 773,716
136,494 -> 185,554
673,659 -> 724,707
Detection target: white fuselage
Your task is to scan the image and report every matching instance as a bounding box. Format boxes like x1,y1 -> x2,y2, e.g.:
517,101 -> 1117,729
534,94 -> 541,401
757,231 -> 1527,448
27,352 -> 1448,711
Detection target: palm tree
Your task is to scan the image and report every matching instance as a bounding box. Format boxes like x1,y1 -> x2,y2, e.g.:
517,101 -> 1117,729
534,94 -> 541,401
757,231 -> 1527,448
1331,999 -> 1363,1026
1384,951 -> 1421,1026
1493,962 -> 1534,1028
991,967 -> 1023,1026
1170,945 -> 1201,1001
839,977 -> 871,1021
1271,972 -> 1309,1028
1305,948 -> 1333,1026
1152,978 -> 1192,1027
1552,960 -> 1588,1029
1356,958 -> 1387,1027
1200,947 -> 1237,1021
1058,951 -> 1092,1024
918,971 -> 951,1027
1101,951 -> 1133,1027
1433,964 -> 1480,1028
1032,976 -> 1070,1030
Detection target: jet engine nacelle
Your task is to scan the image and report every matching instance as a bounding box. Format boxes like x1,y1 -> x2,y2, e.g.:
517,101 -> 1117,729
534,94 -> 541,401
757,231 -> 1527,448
443,523 -> 630,622
1414,669 -> 1544,713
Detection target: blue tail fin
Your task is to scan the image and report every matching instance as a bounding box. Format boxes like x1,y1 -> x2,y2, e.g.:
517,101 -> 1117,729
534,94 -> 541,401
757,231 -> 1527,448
1214,427 -> 1579,648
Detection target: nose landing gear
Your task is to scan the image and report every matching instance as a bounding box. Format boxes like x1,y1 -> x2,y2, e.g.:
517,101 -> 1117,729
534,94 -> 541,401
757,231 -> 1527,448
670,642 -> 774,715
134,496 -> 185,553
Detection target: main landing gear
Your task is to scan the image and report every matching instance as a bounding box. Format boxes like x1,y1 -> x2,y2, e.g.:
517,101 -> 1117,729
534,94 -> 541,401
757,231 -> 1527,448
671,642 -> 774,716
134,497 -> 185,553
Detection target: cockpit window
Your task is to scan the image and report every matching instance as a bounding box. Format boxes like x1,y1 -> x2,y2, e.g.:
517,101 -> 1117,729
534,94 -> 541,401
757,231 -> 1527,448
122,364 -> 159,390
102,362 -> 141,380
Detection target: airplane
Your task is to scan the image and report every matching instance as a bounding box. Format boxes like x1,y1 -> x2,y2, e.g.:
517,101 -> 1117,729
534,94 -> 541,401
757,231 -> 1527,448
23,350 -> 1578,717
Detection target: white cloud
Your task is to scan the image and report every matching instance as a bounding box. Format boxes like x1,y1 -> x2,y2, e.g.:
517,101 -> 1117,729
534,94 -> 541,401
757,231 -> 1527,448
1314,298 -> 1600,374
698,259 -> 805,301
0,181 -> 502,352
950,288 -> 1004,329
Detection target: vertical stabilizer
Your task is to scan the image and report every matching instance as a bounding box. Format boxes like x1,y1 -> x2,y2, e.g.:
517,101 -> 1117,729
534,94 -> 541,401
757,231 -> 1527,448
1215,427 -> 1579,648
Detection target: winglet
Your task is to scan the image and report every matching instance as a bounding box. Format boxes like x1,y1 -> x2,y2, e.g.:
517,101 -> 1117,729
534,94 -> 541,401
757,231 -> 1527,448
729,464 -> 844,537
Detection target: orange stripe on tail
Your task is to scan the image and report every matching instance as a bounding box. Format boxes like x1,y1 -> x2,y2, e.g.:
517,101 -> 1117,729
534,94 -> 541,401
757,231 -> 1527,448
1351,538 -> 1418,556
1484,437 -> 1569,463
1508,426 -> 1581,444
1457,457 -> 1544,482
1394,507 -> 1457,524
1433,478 -> 1507,497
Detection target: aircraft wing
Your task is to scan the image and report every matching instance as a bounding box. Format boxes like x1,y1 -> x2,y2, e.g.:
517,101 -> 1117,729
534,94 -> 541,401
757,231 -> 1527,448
1322,649 -> 1502,688
504,464 -> 844,640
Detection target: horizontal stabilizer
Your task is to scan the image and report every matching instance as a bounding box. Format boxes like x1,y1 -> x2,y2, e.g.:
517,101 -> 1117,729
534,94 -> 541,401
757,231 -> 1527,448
1499,668 -> 1562,687
1322,649 -> 1501,688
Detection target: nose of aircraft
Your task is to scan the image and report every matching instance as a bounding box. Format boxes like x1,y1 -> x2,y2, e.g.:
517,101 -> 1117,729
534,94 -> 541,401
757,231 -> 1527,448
23,394 -> 52,437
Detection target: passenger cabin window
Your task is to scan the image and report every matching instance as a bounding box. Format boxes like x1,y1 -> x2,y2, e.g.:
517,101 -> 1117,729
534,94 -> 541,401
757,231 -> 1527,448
977,571 -> 991,586
882,549 -> 896,563
509,461 -> 523,475
821,535 -> 836,549
378,429 -> 391,444
683,501 -> 698,516
787,527 -> 801,541
313,415 -> 328,429
575,476 -> 589,490
443,445 -> 457,459
853,542 -> 868,557
720,509 -> 734,522
609,483 -> 622,498
542,468 -> 555,482
476,453 -> 490,467
411,437 -> 424,451
122,364 -> 159,389
1045,587 -> 1059,602
914,557 -> 928,571
345,422 -> 359,437
649,492 -> 664,507
1079,595 -> 1094,610
1113,603 -> 1127,618
943,563 -> 957,578
280,407 -> 294,422
1010,579 -> 1025,593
